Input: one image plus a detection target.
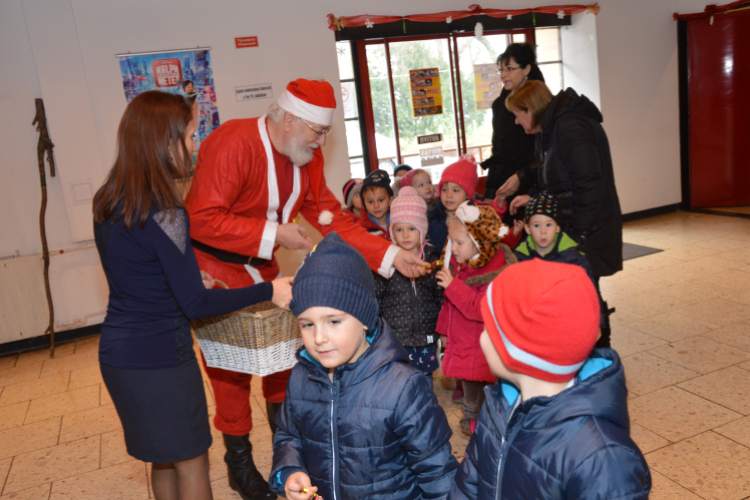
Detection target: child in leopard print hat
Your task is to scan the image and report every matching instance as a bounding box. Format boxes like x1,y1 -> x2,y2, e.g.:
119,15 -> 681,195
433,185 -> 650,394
435,201 -> 516,435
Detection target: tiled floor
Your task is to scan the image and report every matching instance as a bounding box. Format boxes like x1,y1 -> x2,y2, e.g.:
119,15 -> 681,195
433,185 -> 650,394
1,211 -> 750,499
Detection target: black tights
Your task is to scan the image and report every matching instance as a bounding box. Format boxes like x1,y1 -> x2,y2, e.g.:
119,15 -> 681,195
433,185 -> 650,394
151,451 -> 213,500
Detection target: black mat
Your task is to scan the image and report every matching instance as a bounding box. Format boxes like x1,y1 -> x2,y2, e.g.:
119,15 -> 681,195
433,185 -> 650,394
623,242 -> 663,261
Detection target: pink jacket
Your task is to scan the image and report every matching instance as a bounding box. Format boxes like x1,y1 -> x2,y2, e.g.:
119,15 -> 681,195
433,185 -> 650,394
436,248 -> 508,383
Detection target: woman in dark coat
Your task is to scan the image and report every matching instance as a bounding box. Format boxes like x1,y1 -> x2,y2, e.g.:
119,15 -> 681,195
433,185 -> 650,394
481,43 -> 544,206
497,80 -> 623,346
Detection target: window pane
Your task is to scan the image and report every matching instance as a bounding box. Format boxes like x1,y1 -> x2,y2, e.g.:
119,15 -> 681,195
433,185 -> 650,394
512,33 -> 526,43
341,81 -> 358,119
336,41 -> 354,81
349,157 -> 366,179
535,28 -> 560,63
365,44 -> 398,169
539,63 -> 563,95
345,119 -> 363,158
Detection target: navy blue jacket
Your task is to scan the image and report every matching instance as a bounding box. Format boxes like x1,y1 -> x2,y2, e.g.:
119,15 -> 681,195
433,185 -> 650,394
270,319 -> 458,499
449,349 -> 650,500
427,200 -> 449,252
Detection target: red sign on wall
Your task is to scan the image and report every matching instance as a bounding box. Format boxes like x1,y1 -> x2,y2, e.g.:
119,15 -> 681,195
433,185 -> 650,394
235,36 -> 259,48
151,59 -> 182,87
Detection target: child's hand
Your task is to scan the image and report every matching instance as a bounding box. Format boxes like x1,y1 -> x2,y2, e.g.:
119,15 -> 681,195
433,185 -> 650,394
513,219 -> 524,237
436,268 -> 453,288
285,472 -> 318,500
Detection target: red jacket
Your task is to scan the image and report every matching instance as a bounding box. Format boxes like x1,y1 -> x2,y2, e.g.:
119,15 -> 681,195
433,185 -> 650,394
436,248 -> 508,383
343,208 -> 361,225
359,212 -> 391,241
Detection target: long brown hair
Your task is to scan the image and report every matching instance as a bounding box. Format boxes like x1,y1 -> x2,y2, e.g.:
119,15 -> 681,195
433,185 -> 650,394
505,80 -> 554,129
93,91 -> 193,230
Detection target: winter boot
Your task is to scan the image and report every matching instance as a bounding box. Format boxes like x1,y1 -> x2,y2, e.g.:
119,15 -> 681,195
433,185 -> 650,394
452,379 -> 464,404
266,401 -> 283,436
222,433 -> 277,500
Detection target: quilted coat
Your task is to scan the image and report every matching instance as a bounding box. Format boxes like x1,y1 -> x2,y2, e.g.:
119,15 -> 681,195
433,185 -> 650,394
449,348 -> 651,500
374,244 -> 444,348
269,318 -> 458,500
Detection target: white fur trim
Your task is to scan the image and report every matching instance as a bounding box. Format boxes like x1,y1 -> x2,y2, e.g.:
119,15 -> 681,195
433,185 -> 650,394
379,244 -> 401,278
456,201 -> 480,224
499,225 -> 509,237
257,116 -> 279,223
318,210 -> 334,226
278,90 -> 335,126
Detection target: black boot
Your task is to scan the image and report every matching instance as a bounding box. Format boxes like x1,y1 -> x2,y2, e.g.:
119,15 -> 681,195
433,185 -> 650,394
222,433 -> 277,500
266,401 -> 282,436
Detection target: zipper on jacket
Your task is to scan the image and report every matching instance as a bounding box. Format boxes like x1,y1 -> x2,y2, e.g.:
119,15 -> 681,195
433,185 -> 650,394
330,381 -> 338,500
495,436 -> 505,500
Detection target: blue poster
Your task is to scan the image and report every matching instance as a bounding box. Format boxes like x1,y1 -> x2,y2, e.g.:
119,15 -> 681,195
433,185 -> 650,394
118,49 -> 220,152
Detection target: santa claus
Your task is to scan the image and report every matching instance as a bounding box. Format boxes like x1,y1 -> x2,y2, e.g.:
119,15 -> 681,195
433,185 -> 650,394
186,79 -> 427,500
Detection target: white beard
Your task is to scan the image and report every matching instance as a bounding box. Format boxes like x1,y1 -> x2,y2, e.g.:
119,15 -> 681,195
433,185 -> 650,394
287,128 -> 318,166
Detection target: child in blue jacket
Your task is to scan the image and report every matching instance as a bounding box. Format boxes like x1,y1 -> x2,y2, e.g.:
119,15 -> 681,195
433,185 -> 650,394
270,232 -> 458,500
450,259 -> 651,500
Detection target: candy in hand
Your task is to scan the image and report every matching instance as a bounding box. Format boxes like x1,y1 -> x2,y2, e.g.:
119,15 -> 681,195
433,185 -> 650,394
300,489 -> 323,500
422,260 -> 443,270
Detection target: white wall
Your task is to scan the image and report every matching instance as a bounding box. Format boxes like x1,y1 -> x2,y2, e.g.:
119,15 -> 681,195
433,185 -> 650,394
561,12 -> 601,109
1,0 -> 711,339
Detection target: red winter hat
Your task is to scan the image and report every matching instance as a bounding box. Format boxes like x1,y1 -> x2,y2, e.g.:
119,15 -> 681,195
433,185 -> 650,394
278,79 -> 337,126
481,260 -> 600,383
438,159 -> 478,200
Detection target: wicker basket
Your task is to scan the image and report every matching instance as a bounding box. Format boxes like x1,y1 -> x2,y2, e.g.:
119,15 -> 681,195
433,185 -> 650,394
192,296 -> 302,377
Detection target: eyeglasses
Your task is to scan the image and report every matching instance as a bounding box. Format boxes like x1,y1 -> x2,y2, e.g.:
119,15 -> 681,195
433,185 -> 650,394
298,117 -> 332,138
496,66 -> 520,74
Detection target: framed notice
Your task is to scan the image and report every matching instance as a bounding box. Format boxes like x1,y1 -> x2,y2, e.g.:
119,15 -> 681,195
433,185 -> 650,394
409,68 -> 443,117
473,64 -> 503,110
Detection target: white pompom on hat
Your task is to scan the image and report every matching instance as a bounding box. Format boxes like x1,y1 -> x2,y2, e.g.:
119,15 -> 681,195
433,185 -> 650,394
277,79 -> 337,127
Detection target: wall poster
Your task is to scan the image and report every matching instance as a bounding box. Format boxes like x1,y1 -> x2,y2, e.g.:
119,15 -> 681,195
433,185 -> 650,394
118,48 -> 220,152
409,68 -> 443,117
473,64 -> 503,110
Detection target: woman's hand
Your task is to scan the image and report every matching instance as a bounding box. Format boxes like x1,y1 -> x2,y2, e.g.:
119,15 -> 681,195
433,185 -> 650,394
285,472 -> 317,500
509,195 -> 531,215
394,249 -> 429,278
496,174 -> 520,200
271,277 -> 294,310
436,268 -> 454,288
200,271 -> 215,289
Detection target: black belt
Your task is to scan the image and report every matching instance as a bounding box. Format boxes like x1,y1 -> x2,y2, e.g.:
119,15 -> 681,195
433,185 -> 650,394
191,238 -> 269,267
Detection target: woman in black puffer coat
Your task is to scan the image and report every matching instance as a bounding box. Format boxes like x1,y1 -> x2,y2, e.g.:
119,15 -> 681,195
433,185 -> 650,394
481,43 -> 544,209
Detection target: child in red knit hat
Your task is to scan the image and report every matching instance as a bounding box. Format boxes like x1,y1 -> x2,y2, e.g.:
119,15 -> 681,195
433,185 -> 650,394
435,200 -> 514,435
450,259 -> 651,500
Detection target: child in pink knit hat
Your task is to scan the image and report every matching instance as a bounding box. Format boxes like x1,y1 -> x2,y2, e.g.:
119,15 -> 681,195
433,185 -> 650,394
374,187 -> 444,388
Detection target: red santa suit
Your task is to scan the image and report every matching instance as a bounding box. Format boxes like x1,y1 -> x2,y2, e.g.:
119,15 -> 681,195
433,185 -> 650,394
185,115 -> 398,436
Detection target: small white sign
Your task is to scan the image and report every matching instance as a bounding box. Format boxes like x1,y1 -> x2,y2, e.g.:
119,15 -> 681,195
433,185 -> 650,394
235,83 -> 273,102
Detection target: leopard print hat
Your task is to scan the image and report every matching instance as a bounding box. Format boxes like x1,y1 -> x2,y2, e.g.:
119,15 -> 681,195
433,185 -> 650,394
442,201 -> 509,269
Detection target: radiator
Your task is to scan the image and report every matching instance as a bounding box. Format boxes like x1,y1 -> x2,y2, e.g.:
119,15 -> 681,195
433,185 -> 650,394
0,255 -> 50,344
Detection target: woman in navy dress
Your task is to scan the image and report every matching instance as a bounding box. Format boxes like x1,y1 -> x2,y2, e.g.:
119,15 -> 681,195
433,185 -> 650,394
93,90 -> 293,500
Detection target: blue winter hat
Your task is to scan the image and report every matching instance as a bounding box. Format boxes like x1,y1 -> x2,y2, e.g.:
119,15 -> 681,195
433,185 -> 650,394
290,232 -> 378,331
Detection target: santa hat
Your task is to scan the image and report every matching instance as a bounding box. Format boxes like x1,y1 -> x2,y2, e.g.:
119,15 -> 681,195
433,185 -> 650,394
277,79 -> 336,127
438,158 -> 478,201
389,187 -> 428,251
481,260 -> 600,383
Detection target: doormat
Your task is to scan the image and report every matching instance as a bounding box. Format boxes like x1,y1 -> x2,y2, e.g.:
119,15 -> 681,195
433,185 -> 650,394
623,243 -> 662,261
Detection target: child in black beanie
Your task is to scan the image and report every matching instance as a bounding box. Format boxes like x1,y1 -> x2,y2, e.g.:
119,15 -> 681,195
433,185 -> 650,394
269,232 -> 457,500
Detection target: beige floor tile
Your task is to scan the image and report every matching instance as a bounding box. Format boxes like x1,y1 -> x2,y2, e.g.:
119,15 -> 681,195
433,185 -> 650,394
39,351 -> 98,379
100,430 -> 134,469
621,352 -> 699,395
0,418 -> 61,461
205,380 -> 215,406
15,345 -> 75,368
714,247 -> 750,265
600,274 -> 663,298
249,425 -> 274,468
669,256 -> 746,275
0,457 -> 12,491
649,337 -> 750,374
714,416 -> 750,448
658,281 -> 734,305
3,436 -> 100,495
210,477 -> 242,500
49,460 -> 148,500
701,321 -> 750,352
24,385 -> 99,425
646,431 -> 750,500
690,269 -> 750,292
66,366 -> 102,391
629,387 -> 741,443
628,312 -> 721,342
694,236 -> 748,251
610,327 -> 667,358
678,367 -> 750,415
662,244 -> 717,262
100,384 -> 113,406
0,483 -> 51,500
609,308 -> 646,328
207,435 -> 228,483
0,401 -> 29,432
639,266 -> 702,287
0,363 -> 43,388
625,253 -> 684,272
0,373 -> 70,408
725,289 -> 750,307
59,405 -> 121,444
629,422 -> 670,454
676,298 -> 750,327
73,336 -> 99,355
0,355 -> 18,371
613,293 -> 687,319
648,470 -> 703,500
